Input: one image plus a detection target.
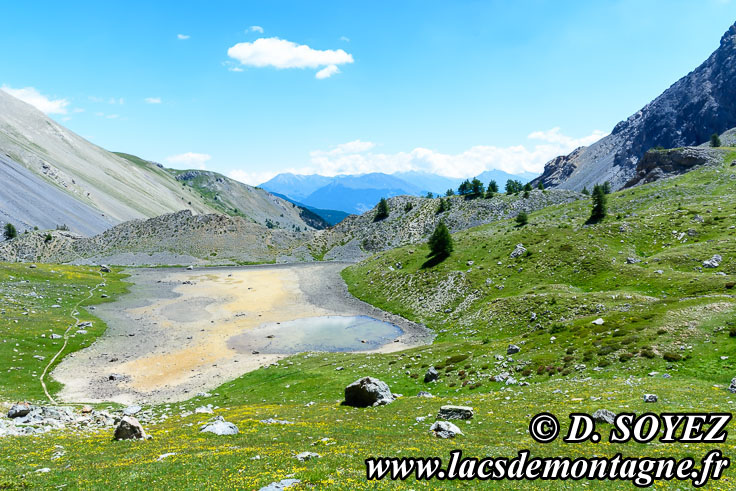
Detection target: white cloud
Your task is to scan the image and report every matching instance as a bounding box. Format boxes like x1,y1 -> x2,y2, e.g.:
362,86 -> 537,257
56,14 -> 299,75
166,152 -> 212,170
227,37 -> 353,77
228,66 -> 244,72
177,34 -> 190,40
299,129 -> 607,178
1,85 -> 70,114
144,97 -> 162,104
249,25 -> 264,33
106,114 -> 119,119
340,36 -> 350,42
315,64 -> 340,79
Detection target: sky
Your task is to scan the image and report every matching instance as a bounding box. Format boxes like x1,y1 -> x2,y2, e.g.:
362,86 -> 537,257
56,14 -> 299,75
2,1 -> 735,185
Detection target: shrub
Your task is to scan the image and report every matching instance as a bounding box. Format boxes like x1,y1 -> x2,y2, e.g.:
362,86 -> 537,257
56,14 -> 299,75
428,221 -> 453,259
663,352 -> 682,362
711,133 -> 722,148
619,353 -> 634,362
404,202 -> 413,212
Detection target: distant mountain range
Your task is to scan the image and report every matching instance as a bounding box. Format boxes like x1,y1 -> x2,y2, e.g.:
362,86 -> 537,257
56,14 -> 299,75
260,169 -> 535,215
534,20 -> 736,191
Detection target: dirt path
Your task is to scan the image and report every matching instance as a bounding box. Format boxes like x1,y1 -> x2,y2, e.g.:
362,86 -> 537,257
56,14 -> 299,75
52,263 -> 432,405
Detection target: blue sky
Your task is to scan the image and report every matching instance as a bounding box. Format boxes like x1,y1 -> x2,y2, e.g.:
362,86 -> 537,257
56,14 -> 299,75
2,1 -> 735,184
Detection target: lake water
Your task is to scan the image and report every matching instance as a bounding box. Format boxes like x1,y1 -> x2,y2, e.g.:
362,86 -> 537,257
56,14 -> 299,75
227,315 -> 403,354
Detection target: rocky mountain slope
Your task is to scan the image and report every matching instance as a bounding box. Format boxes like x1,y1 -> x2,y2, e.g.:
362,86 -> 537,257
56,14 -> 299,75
0,89 -> 215,227
0,210 -> 313,265
167,168 -> 329,231
0,154 -> 114,235
309,189 -> 581,261
533,21 -> 736,191
0,89 -> 323,237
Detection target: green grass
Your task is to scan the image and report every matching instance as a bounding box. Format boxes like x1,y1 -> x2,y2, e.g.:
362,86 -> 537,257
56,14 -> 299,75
1,158 -> 736,489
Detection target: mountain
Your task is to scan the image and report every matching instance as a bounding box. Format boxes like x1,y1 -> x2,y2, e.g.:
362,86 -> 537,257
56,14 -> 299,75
474,169 -> 535,187
0,88 -> 324,236
261,170 -> 535,215
533,21 -> 736,191
0,88 -> 216,230
269,192 -> 350,226
165,168 -> 329,231
0,154 -> 114,236
259,173 -> 333,201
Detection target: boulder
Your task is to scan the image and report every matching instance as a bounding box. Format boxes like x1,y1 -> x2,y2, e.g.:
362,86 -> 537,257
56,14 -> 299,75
591,318 -> 605,325
703,254 -> 722,268
123,405 -> 142,416
99,265 -> 111,273
423,367 -> 439,383
592,409 -> 616,424
430,421 -> 463,438
507,344 -> 521,355
643,394 -> 658,403
437,405 -> 473,420
8,403 -> 32,418
510,244 -> 527,259
114,416 -> 147,440
200,416 -> 239,435
343,377 -> 395,407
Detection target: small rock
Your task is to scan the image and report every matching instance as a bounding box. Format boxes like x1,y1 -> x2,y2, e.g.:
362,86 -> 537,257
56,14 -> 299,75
8,402 -> 32,418
437,405 -> 473,420
423,367 -> 439,383
417,391 -> 435,398
728,377 -> 736,393
195,406 -> 213,414
200,416 -> 239,435
643,394 -> 658,403
592,409 -> 616,424
99,265 -> 111,273
123,405 -> 142,416
259,480 -> 301,491
430,421 -> 463,438
507,344 -> 520,355
295,451 -> 320,462
591,318 -> 605,325
510,243 -> 527,259
703,254 -> 722,268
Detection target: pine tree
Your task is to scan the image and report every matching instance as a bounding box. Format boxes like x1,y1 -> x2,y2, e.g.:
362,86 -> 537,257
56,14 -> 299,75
515,211 -> 528,226
537,181 -> 544,190
458,180 -> 472,196
711,133 -> 722,148
581,186 -> 590,195
470,178 -> 484,197
486,180 -> 498,197
3,223 -> 17,241
445,188 -> 455,196
374,198 -> 389,221
428,221 -> 453,258
589,184 -> 607,223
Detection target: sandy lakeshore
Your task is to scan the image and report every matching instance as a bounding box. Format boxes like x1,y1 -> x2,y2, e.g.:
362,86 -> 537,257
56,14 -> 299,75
53,263 -> 432,405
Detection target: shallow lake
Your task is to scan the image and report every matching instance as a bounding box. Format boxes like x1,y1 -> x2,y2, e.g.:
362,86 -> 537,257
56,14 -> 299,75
227,315 -> 403,354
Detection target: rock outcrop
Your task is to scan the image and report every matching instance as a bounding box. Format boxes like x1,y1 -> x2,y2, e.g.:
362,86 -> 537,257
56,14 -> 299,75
533,22 -> 736,191
625,147 -> 726,187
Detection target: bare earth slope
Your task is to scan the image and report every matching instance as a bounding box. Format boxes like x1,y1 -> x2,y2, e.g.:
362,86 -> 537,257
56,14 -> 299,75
0,89 -> 216,224
0,154 -> 114,235
533,21 -> 736,191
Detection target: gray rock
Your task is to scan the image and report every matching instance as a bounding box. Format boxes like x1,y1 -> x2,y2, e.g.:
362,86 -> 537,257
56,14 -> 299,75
114,416 -> 147,440
260,418 -> 294,425
50,333 -> 62,339
592,409 -> 616,424
99,265 -> 111,273
430,421 -> 463,438
643,394 -> 658,403
200,416 -> 239,435
703,254 -> 722,268
123,405 -> 142,416
423,367 -> 439,383
510,243 -> 527,259
417,391 -> 435,398
295,451 -> 320,462
8,403 -> 32,418
626,257 -> 641,264
728,377 -> 736,393
344,377 -> 395,407
437,405 -> 473,420
507,344 -> 520,355
259,479 -> 301,491
591,318 -> 605,325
